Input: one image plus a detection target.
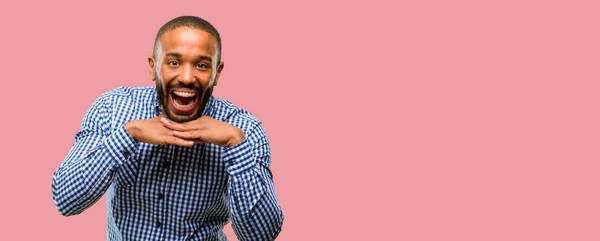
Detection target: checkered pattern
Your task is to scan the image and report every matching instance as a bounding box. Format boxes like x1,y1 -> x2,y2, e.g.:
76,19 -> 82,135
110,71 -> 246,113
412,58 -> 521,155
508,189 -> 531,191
52,86 -> 284,241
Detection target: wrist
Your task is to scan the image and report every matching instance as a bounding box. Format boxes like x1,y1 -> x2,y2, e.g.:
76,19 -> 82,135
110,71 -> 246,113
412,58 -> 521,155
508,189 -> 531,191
227,127 -> 245,147
103,122 -> 140,166
124,120 -> 139,142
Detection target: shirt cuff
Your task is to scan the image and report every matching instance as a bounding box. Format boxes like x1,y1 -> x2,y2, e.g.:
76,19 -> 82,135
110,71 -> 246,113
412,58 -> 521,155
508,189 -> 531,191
223,138 -> 255,176
103,124 -> 138,167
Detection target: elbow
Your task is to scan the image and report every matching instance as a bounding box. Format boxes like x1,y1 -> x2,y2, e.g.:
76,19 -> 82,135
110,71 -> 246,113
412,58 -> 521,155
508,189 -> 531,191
262,211 -> 285,240
52,176 -> 80,217
272,211 -> 284,239
260,214 -> 284,241
52,191 -> 81,217
232,211 -> 284,241
57,206 -> 78,217
52,191 -> 75,217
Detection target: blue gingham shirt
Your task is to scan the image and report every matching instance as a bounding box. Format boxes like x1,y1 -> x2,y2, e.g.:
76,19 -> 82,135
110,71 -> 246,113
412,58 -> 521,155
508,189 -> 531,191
52,86 -> 284,241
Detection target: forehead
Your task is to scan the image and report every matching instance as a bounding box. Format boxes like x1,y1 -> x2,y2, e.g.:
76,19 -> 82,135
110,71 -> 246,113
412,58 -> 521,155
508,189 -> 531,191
160,27 -> 215,56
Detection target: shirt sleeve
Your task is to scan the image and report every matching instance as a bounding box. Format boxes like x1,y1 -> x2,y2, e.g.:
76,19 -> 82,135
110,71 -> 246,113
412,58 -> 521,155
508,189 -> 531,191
52,94 -> 138,216
222,122 -> 284,241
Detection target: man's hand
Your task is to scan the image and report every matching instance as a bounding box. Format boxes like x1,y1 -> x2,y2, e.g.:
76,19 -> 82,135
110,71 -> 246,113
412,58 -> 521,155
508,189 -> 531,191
125,116 -> 195,147
160,116 -> 245,147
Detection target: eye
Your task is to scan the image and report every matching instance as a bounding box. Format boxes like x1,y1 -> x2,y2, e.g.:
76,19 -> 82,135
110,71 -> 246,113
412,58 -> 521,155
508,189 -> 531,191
167,60 -> 179,66
196,63 -> 209,69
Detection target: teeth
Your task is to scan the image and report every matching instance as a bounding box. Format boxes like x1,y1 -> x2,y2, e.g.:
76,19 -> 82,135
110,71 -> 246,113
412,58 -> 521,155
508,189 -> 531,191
173,99 -> 195,109
173,91 -> 196,97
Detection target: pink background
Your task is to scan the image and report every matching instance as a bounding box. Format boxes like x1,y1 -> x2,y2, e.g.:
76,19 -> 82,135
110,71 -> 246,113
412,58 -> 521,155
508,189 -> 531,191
1,0 -> 599,240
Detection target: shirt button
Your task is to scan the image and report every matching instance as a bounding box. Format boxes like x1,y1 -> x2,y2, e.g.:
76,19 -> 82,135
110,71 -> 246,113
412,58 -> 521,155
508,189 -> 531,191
158,193 -> 164,200
156,221 -> 162,228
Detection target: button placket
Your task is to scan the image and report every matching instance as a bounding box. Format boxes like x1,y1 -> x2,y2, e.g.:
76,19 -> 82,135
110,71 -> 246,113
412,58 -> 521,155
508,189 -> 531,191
154,145 -> 173,235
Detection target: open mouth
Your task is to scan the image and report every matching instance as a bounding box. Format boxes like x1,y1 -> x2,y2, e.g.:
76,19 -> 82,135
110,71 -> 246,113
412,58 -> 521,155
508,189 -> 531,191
169,88 -> 200,115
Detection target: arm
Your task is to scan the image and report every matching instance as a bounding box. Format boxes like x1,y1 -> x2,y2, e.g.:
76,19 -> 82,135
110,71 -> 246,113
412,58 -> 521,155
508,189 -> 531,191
223,124 -> 284,241
52,95 -> 138,216
160,116 -> 285,240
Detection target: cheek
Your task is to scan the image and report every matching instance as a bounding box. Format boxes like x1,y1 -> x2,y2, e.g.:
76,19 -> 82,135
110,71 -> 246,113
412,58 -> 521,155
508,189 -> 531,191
196,73 -> 213,85
159,72 -> 178,86
160,68 -> 177,78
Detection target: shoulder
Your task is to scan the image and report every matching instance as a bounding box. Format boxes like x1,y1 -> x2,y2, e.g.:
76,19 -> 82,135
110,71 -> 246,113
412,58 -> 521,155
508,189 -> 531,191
96,86 -> 155,103
87,86 -> 156,112
82,85 -> 156,125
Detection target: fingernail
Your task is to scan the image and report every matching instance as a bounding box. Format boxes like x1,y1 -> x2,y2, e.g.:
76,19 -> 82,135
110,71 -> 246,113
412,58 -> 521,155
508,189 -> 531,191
173,130 -> 178,134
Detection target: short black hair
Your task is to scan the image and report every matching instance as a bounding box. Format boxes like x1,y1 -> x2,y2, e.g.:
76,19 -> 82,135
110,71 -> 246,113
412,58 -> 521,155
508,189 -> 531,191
153,16 -> 222,60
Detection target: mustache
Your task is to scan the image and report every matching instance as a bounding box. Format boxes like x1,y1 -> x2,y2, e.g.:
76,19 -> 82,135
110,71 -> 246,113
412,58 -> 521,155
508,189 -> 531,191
167,82 -> 203,93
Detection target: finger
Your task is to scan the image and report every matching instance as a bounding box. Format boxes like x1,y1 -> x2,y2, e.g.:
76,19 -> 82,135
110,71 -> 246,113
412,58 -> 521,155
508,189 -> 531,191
160,118 -> 188,131
173,130 -> 204,140
165,135 -> 195,147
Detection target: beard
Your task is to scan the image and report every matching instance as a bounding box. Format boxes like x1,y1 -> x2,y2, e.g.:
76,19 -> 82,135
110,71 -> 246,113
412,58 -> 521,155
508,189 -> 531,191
155,75 -> 214,123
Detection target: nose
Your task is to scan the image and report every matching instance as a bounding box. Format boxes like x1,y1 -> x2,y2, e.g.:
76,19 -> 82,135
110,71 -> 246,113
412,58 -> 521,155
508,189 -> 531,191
179,64 -> 195,85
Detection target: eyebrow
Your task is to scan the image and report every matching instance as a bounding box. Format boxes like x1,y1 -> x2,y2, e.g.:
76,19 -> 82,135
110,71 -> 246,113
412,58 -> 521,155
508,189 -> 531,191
165,52 -> 182,58
196,55 -> 212,62
165,52 -> 212,62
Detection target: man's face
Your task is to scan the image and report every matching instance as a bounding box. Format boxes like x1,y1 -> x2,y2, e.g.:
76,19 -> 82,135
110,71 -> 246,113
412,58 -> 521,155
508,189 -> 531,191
150,27 -> 222,123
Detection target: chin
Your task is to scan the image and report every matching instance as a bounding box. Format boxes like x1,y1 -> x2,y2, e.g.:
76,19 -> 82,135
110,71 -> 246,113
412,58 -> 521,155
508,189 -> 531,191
165,109 -> 200,123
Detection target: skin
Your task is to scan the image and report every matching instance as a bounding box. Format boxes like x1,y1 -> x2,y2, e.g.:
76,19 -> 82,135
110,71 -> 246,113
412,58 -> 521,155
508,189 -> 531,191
125,27 -> 244,147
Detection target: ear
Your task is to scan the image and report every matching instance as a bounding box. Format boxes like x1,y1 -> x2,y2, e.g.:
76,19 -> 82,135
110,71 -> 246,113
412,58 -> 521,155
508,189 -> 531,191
213,61 -> 225,87
148,56 -> 156,81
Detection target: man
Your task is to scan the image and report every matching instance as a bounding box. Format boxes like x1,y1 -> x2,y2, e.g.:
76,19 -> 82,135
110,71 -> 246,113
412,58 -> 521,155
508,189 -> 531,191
52,16 -> 284,241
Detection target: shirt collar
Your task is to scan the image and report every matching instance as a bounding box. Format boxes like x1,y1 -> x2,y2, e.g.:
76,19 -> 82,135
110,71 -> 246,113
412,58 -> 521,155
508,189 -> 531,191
152,86 -> 162,116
